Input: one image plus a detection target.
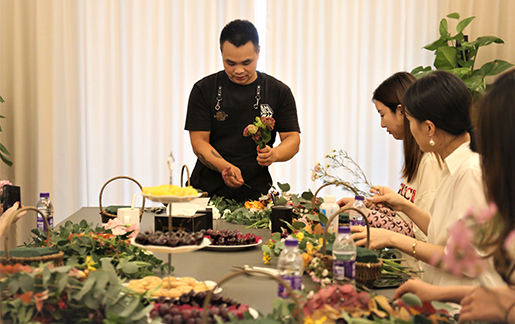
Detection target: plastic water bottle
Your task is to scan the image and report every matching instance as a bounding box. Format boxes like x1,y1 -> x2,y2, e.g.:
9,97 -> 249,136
320,195 -> 340,233
349,195 -> 366,226
277,238 -> 303,298
36,193 -> 54,231
332,226 -> 356,285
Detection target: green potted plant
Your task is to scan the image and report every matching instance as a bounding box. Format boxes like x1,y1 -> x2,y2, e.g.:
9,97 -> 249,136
411,12 -> 514,100
0,94 -> 13,166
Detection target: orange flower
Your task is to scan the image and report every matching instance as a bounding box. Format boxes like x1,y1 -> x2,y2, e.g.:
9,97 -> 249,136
18,291 -> 34,303
244,201 -> 264,210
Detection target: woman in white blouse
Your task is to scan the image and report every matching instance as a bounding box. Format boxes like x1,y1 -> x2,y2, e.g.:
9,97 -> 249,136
352,71 -> 504,288
394,69 -> 515,323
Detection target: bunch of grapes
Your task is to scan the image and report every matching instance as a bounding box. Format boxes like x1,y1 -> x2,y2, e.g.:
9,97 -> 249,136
135,230 -> 204,247
202,229 -> 260,246
150,291 -> 250,324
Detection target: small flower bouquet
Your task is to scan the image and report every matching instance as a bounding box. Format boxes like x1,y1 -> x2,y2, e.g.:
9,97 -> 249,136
243,116 -> 275,149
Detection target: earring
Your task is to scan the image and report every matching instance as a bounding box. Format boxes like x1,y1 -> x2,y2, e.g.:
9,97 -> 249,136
429,138 -> 435,146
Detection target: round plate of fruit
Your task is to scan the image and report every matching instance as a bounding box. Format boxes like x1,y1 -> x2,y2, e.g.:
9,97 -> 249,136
202,229 -> 262,251
132,230 -> 211,254
141,185 -> 202,203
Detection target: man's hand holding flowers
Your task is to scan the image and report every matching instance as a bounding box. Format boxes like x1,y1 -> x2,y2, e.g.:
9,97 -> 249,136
244,116 -> 277,167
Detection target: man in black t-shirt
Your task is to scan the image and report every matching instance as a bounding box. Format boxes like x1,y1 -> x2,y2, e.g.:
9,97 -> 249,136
184,19 -> 301,202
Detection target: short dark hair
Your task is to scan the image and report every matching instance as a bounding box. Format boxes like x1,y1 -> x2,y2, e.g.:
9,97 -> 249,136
220,19 -> 259,52
373,72 -> 421,182
403,71 -> 476,151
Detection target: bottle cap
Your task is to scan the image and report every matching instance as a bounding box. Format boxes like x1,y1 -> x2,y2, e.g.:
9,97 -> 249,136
324,195 -> 336,204
338,226 -> 351,234
284,238 -> 299,247
355,195 -> 364,201
40,192 -> 50,198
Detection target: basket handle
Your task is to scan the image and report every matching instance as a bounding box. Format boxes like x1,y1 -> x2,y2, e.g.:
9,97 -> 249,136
200,269 -> 303,323
4,206 -> 51,258
180,165 -> 190,188
98,176 -> 145,215
311,181 -> 359,210
321,206 -> 370,254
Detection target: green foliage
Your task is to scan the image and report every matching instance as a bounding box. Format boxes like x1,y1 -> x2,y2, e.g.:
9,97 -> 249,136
26,219 -> 170,279
412,12 -> 514,97
0,94 -> 13,167
1,262 -> 153,324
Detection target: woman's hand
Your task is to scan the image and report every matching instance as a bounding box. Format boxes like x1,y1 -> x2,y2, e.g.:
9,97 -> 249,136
221,166 -> 245,188
0,202 -> 26,238
459,286 -> 515,323
393,279 -> 443,302
350,226 -> 394,250
368,185 -> 408,212
337,196 -> 354,207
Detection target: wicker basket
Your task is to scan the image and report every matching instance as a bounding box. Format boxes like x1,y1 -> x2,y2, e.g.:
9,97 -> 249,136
0,207 -> 64,267
99,176 -> 145,224
321,206 -> 383,289
200,269 -> 303,323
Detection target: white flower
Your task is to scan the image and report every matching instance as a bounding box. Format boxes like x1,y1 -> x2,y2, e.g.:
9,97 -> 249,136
322,269 -> 329,277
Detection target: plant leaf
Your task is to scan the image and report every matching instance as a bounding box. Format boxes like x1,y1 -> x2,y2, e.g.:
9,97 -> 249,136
480,60 -> 515,76
456,16 -> 475,33
439,18 -> 448,37
447,12 -> 460,19
411,66 -> 433,77
120,262 -> 139,274
277,182 -> 290,192
449,67 -> 472,79
118,297 -> 140,317
424,38 -> 448,51
462,74 -> 486,93
475,36 -> 504,47
434,46 -> 457,70
0,142 -> 11,155
292,222 -> 305,229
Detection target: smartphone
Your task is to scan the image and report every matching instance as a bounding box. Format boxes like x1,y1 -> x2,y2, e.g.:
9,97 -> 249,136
1,185 -> 21,211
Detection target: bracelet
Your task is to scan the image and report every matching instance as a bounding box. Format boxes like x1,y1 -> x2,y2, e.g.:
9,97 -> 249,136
412,240 -> 418,259
505,300 -> 515,323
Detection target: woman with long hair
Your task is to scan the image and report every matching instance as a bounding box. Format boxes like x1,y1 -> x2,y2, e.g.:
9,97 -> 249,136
338,72 -> 441,240
352,71 -> 504,288
394,69 -> 515,323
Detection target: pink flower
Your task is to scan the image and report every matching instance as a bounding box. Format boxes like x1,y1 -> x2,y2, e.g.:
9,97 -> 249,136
0,180 -> 12,195
243,124 -> 259,136
260,116 -> 275,130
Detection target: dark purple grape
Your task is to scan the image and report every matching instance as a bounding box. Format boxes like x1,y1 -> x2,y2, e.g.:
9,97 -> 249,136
182,309 -> 192,320
209,307 -> 220,316
172,314 -> 182,324
162,314 -> 173,324
185,318 -> 196,324
190,308 -> 200,318
169,307 -> 181,316
149,309 -> 159,319
159,304 -> 171,317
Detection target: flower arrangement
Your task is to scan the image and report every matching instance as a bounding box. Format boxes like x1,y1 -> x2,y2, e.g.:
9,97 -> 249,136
312,149 -> 374,198
243,116 -> 275,149
0,261 -> 156,324
27,219 -> 169,279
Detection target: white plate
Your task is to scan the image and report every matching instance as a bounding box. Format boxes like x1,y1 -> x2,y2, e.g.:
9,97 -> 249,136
131,237 -> 211,254
203,239 -> 262,251
142,193 -> 202,203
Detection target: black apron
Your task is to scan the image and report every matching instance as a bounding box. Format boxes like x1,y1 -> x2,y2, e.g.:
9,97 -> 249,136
190,72 -> 274,202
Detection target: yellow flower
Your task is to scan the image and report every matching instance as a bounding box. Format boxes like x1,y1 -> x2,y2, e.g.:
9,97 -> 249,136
85,256 -> 97,272
263,252 -> 271,264
296,232 -> 304,242
306,242 -> 313,254
304,316 -> 327,324
245,200 -> 264,210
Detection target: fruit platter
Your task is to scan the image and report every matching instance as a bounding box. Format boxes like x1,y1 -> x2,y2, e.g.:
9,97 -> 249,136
142,184 -> 202,203
202,229 -> 262,251
126,275 -> 218,298
132,230 -> 211,254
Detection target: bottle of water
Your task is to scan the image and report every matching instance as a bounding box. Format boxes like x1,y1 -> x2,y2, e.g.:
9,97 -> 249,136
349,195 -> 366,226
320,195 -> 340,233
277,238 -> 303,298
332,226 -> 356,285
36,193 -> 54,231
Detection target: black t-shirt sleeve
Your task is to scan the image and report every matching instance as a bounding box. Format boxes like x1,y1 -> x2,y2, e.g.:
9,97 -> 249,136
274,86 -> 300,133
184,82 -> 213,131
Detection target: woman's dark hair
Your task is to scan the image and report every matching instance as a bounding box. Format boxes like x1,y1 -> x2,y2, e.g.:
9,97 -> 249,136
477,69 -> 515,283
373,72 -> 421,182
403,71 -> 477,151
220,19 -> 259,52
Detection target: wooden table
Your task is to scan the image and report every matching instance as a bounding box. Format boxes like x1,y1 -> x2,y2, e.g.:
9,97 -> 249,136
61,207 -> 395,315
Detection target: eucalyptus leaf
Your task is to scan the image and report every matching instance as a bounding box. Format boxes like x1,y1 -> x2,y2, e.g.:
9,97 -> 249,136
292,222 -> 305,229
117,297 -> 140,317
74,276 -> 95,300
84,292 -> 101,310
275,197 -> 287,205
132,303 -> 154,321
301,191 -> 313,200
120,262 -> 139,274
18,275 -> 35,293
277,182 -> 290,192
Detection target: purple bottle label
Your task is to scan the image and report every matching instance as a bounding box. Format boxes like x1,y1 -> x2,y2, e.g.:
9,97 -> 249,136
37,216 -> 54,231
278,274 -> 302,298
333,259 -> 355,280
349,219 -> 365,227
